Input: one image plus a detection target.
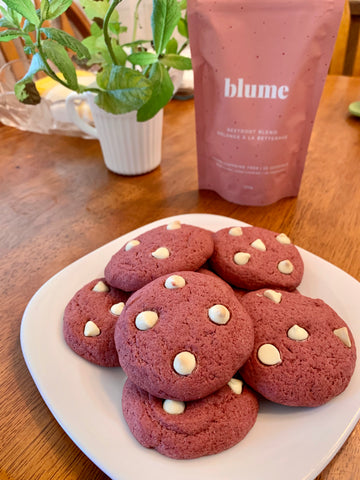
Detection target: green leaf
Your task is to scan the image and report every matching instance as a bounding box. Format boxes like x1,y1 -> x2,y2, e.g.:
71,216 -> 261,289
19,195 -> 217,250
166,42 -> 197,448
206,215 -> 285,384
24,44 -> 35,55
40,0 -> 50,20
23,19 -> 36,33
41,27 -> 90,59
96,64 -> 149,91
137,62 -> 173,122
160,53 -> 192,70
79,0 -> 119,22
82,34 -> 107,65
81,34 -> 97,50
15,81 -> 41,105
177,17 -> 188,39
83,34 -> 126,66
3,0 -> 40,26
11,8 -> 23,26
127,51 -> 158,67
1,5 -> 23,27
43,0 -> 73,20
0,16 -> 18,29
14,52 -> 46,104
42,39 -> 78,90
0,30 -> 24,42
166,37 -> 178,54
108,21 -> 120,35
105,21 -> 126,36
90,21 -> 102,37
23,34 -> 35,54
95,65 -> 152,114
111,42 -> 127,66
152,0 -> 181,55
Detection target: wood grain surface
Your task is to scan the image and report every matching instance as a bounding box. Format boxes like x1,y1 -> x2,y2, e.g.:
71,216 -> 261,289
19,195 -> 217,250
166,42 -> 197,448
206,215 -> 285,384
0,74 -> 359,480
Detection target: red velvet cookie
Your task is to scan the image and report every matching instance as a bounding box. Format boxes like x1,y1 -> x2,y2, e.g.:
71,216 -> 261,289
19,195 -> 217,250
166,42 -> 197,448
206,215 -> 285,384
115,271 -> 254,401
122,377 -> 258,459
210,226 -> 304,291
240,289 -> 357,406
104,221 -> 214,292
63,278 -> 129,367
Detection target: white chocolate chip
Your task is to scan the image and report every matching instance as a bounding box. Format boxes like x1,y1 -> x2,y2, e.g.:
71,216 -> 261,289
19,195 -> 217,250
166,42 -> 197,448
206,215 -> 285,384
234,252 -> 251,265
110,302 -> 125,316
276,233 -> 291,245
263,290 -> 282,304
228,378 -> 243,394
164,275 -> 186,289
166,221 -> 181,230
333,327 -> 352,347
278,259 -> 294,274
125,239 -> 140,251
173,351 -> 196,375
229,226 -> 243,236
151,247 -> 170,259
287,324 -> 309,341
84,320 -> 100,337
163,399 -> 186,414
92,281 -> 109,293
208,304 -> 230,325
250,238 -> 266,252
257,344 -> 282,366
135,311 -> 159,330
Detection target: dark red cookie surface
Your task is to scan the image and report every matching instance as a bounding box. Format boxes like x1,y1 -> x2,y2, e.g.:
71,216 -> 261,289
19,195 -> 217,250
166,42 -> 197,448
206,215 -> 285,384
104,221 -> 214,292
210,226 -> 304,291
115,271 -> 254,401
63,278 -> 129,367
240,289 -> 357,406
122,377 -> 258,459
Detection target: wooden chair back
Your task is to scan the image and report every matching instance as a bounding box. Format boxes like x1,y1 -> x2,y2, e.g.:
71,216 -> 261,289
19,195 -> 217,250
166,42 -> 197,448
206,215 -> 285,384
343,0 -> 360,75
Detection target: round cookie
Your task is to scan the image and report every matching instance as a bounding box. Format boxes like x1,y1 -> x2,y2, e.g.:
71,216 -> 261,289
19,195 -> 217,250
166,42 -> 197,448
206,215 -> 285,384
240,289 -> 357,406
210,226 -> 304,291
115,271 -> 254,401
63,278 -> 129,367
122,377 -> 258,459
104,221 -> 214,292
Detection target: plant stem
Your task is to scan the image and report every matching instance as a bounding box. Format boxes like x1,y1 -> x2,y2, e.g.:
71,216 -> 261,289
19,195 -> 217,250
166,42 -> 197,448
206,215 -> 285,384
103,0 -> 123,65
79,86 -> 99,94
132,0 -> 143,44
178,40 -> 189,55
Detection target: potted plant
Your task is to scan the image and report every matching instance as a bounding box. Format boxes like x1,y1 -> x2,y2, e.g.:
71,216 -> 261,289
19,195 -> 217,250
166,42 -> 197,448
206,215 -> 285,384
0,0 -> 192,175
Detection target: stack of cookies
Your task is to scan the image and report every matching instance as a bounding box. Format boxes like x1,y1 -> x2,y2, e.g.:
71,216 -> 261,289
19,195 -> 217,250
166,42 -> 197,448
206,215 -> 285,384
63,221 -> 357,459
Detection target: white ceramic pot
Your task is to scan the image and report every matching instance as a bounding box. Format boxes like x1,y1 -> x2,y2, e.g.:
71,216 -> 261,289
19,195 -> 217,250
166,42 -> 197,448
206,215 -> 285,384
66,92 -> 163,175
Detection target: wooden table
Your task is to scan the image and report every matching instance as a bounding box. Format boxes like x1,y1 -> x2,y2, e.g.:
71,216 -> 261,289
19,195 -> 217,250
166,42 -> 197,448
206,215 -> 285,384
1,75 -> 359,480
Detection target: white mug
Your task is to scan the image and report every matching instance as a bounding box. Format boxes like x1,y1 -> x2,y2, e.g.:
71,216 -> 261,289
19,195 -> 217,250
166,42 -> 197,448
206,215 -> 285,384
66,92 -> 163,175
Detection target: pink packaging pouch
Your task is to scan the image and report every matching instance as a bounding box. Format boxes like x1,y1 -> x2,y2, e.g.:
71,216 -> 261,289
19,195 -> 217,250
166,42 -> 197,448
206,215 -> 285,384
187,0 -> 344,205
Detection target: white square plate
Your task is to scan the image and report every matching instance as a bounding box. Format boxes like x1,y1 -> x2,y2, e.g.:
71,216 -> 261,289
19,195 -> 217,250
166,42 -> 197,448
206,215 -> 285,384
20,214 -> 360,480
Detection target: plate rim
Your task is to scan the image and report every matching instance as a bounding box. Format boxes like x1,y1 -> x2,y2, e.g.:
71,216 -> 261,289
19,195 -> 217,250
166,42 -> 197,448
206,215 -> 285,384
20,213 -> 360,480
